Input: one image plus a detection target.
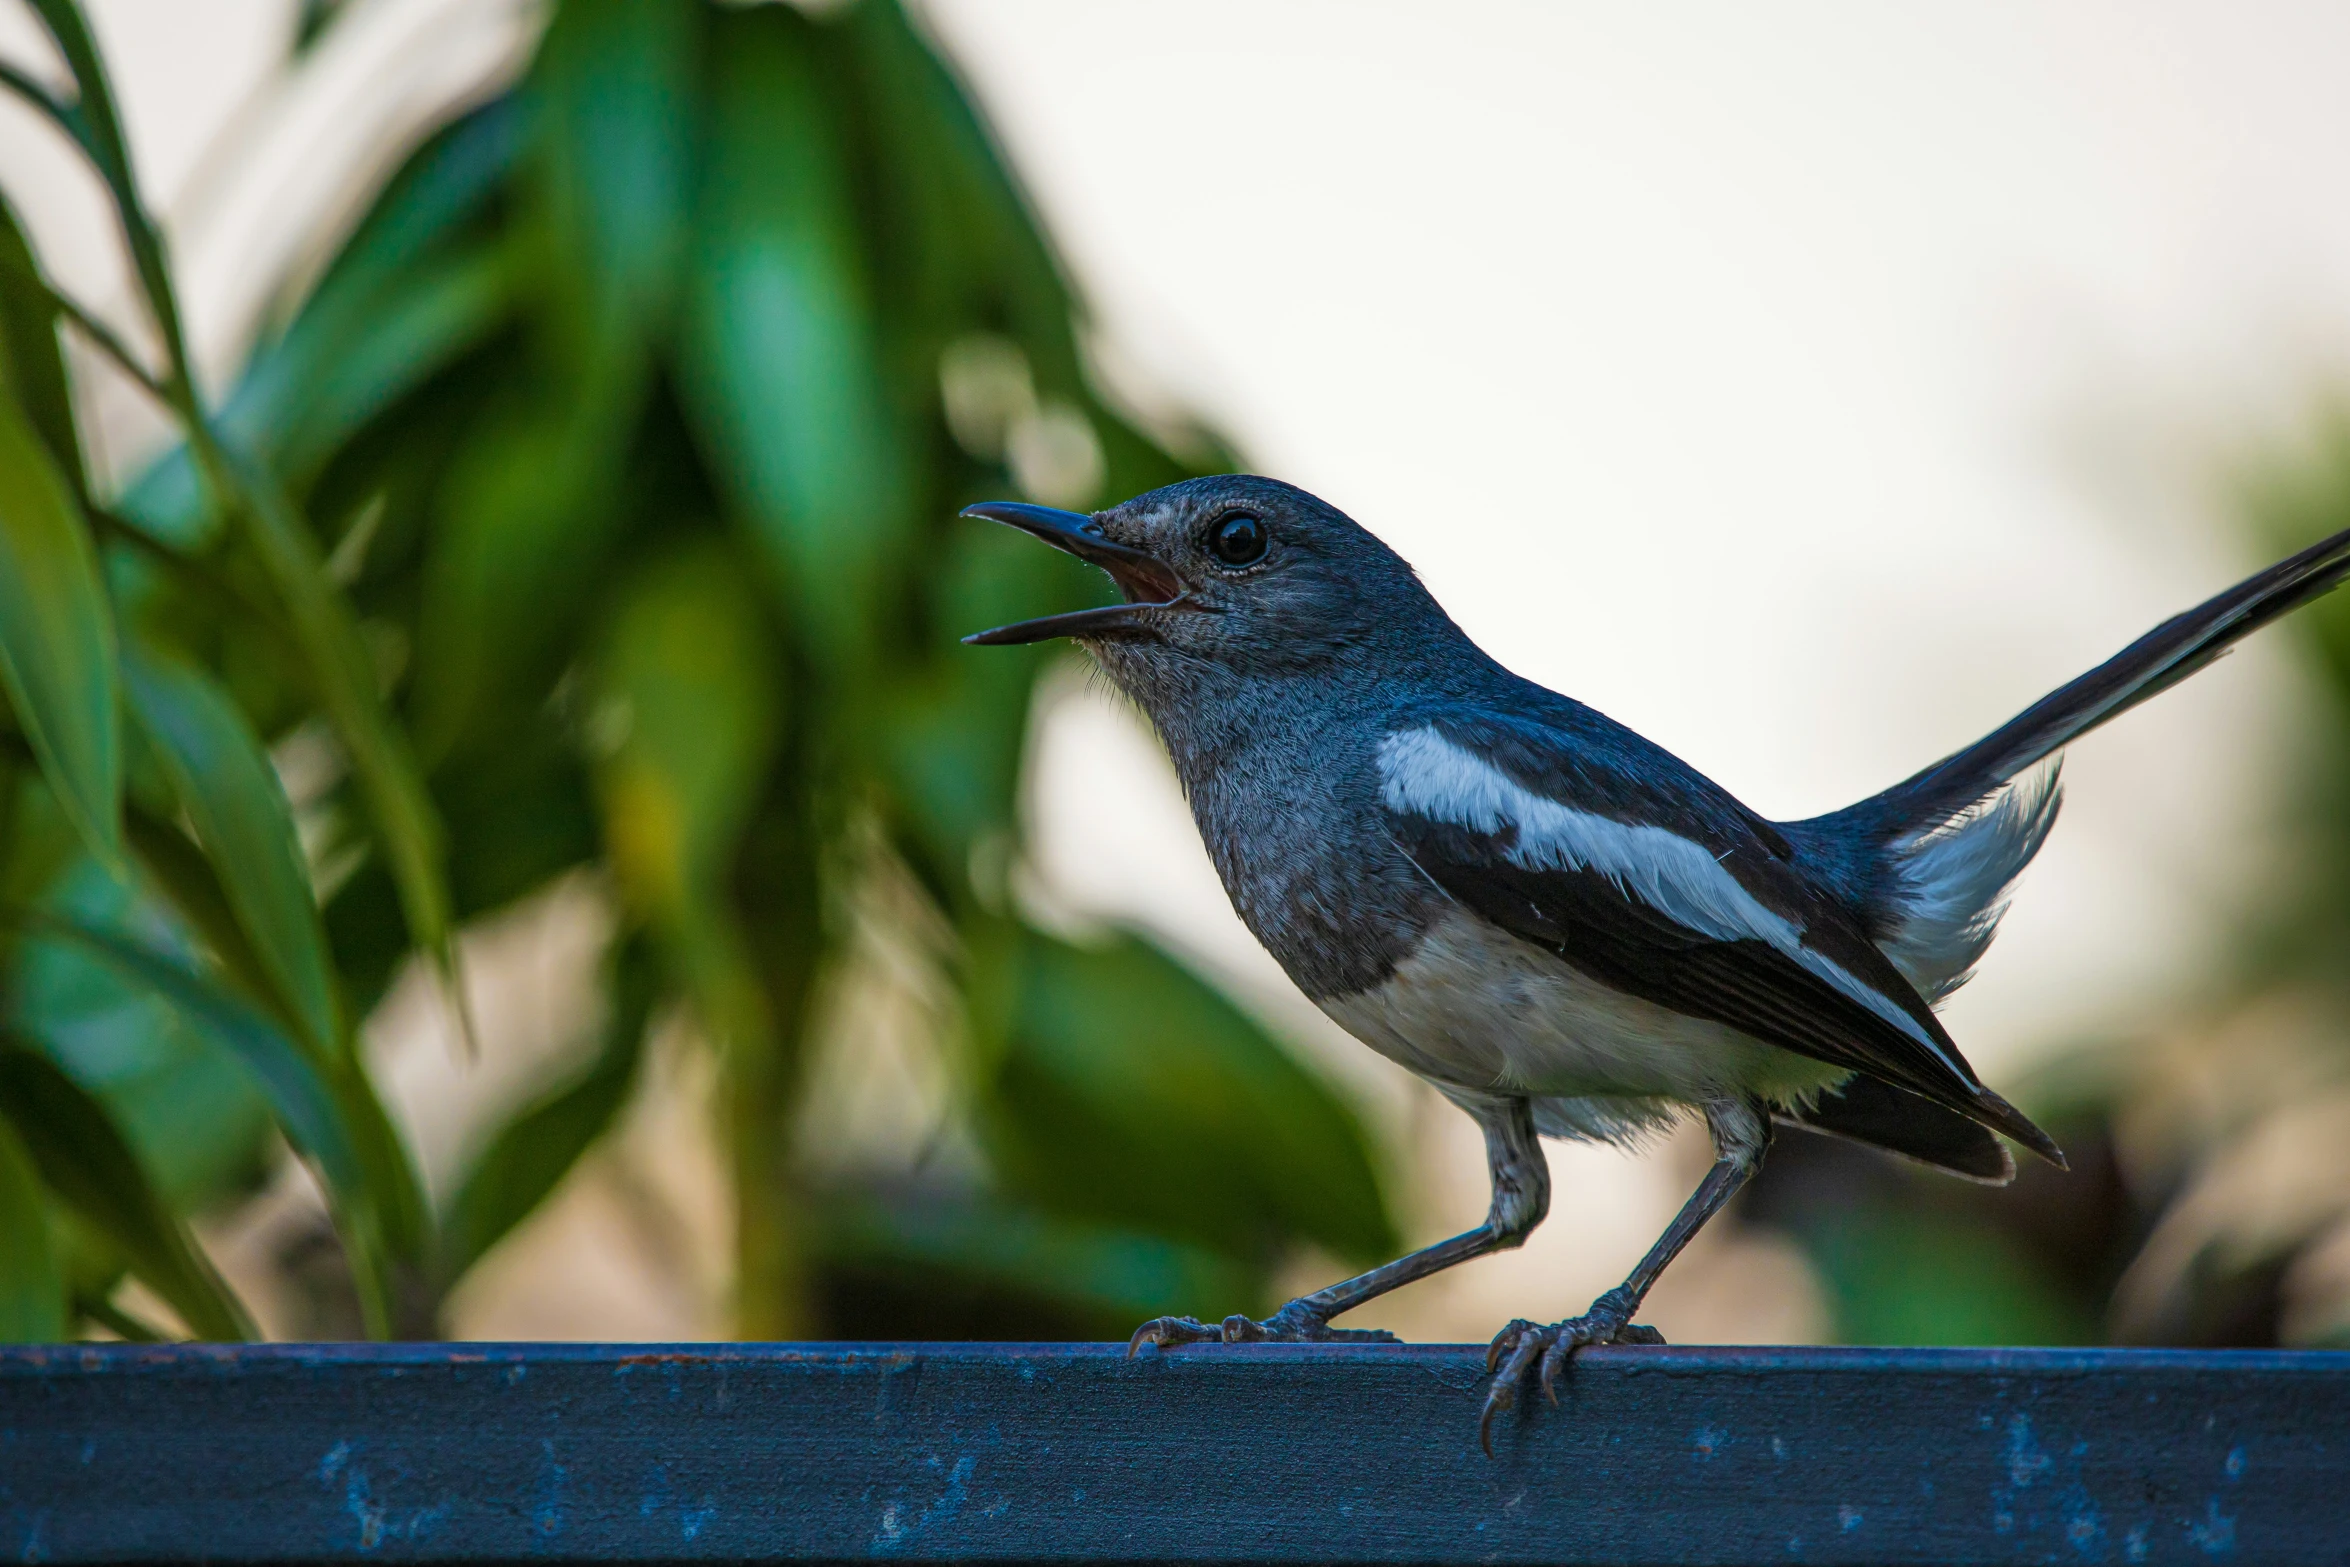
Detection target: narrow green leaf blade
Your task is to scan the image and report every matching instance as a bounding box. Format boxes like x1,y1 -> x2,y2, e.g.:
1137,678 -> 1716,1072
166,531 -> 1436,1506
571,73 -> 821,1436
679,5 -> 914,666
6,856 -> 277,1213
240,240 -> 513,492
0,190 -> 87,496
409,391 -> 631,761
441,937 -> 657,1282
123,806 -> 286,1030
842,0 -> 1083,380
15,909 -> 404,1332
18,911 -> 366,1214
0,1040 -> 252,1339
238,99 -> 522,486
121,107 -> 522,547
0,1113 -> 66,1341
882,524 -> 1104,873
406,0 -> 696,757
23,0 -> 188,388
23,2 -> 453,1002
122,640 -> 340,1059
220,443 -> 459,1021
0,381 -> 120,868
534,0 -> 695,359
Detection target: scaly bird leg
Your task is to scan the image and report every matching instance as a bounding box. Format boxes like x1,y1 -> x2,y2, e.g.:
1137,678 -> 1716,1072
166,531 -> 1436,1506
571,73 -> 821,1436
1131,1093 -> 1549,1350
1480,1098 -> 1772,1454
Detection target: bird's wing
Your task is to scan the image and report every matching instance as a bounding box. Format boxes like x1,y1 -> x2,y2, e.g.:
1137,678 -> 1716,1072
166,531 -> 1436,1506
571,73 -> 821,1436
1377,711 -> 2061,1163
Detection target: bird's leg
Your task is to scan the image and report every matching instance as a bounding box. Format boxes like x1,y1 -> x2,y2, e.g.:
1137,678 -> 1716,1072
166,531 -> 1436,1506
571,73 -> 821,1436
1130,1094 -> 1548,1351
1480,1098 -> 1771,1452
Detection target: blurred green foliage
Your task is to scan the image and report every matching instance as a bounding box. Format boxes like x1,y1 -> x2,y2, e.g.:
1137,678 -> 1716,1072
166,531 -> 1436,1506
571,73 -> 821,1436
0,0 -> 1394,1341
1749,418 -> 2350,1350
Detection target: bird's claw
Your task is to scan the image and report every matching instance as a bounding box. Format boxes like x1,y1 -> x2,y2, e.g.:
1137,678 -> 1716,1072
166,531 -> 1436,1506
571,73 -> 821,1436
1126,1315 -> 1223,1353
1477,1288 -> 1664,1454
1127,1300 -> 1399,1355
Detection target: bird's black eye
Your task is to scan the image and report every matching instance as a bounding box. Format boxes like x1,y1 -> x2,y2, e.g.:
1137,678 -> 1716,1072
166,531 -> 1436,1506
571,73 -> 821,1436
1207,512 -> 1268,567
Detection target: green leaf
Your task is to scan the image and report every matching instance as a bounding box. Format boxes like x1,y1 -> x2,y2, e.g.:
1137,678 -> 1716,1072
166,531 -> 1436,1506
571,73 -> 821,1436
0,380 -> 120,870
0,1113 -> 65,1341
435,715 -> 603,919
0,190 -> 86,498
233,100 -> 521,492
533,0 -> 696,362
123,805 -> 285,1029
21,0 -> 186,385
32,0 -> 463,1008
842,0 -> 1214,889
843,0 -> 1079,375
240,241 -> 514,495
294,0 -> 350,54
18,911 -> 360,1198
120,107 -> 522,547
220,442 -> 461,1041
21,1 -> 460,1061
13,909 -> 401,1330
5,854 -> 276,1209
121,643 -> 340,1061
0,1039 -> 252,1339
408,390 -> 633,761
595,542 -> 782,923
679,4 -> 915,669
845,0 -> 1221,509
991,928 -> 1397,1265
406,0 -> 697,759
440,936 -> 657,1283
122,641 -> 339,1060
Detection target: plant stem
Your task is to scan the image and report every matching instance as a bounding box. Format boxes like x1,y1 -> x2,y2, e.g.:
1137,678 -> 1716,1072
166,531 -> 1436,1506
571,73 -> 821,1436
77,1292 -> 171,1343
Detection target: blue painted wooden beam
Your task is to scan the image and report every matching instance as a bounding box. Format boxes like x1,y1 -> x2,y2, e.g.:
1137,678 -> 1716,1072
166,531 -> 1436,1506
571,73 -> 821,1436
1,1343 -> 2342,1563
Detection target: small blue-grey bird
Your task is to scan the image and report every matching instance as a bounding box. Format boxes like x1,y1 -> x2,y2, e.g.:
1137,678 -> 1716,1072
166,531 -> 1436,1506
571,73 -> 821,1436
962,476 -> 2350,1447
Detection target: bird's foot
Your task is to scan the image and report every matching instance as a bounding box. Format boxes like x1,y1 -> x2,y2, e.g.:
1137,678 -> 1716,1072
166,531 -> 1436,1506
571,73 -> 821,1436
1478,1286 -> 1665,1454
1128,1298 -> 1399,1354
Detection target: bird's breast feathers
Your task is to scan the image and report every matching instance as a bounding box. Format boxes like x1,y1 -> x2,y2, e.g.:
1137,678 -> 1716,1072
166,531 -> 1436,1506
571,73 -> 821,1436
1317,904 -> 1845,1113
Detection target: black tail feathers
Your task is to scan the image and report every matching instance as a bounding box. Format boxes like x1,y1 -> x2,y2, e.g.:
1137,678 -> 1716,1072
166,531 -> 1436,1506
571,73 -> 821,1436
1766,534 -> 2347,1181
1834,525 -> 2350,845
1777,1073 -> 2051,1184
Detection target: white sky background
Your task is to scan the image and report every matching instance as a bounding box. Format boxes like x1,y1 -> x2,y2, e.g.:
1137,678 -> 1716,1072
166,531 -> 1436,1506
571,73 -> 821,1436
6,0 -> 2350,1340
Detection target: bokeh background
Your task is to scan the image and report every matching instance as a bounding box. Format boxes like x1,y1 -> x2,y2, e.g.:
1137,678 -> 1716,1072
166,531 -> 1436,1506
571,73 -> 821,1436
0,0 -> 2345,1349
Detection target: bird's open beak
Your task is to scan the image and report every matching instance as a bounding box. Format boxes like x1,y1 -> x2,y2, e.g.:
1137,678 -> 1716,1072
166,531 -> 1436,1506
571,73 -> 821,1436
958,501 -> 1196,645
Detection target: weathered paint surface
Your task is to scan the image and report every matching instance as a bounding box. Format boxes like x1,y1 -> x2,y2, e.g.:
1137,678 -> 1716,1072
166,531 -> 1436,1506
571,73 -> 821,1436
0,1343 -> 2342,1563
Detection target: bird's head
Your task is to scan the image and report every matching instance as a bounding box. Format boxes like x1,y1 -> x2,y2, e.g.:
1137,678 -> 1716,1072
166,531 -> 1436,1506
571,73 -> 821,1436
960,475 -> 1441,685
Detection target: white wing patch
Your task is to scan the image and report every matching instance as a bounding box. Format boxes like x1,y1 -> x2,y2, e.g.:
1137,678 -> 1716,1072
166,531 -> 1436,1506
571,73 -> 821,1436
1379,726 -> 1958,1070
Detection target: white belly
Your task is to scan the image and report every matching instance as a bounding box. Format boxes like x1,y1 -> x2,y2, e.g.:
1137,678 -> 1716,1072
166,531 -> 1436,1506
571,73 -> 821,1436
1317,908 -> 1845,1135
